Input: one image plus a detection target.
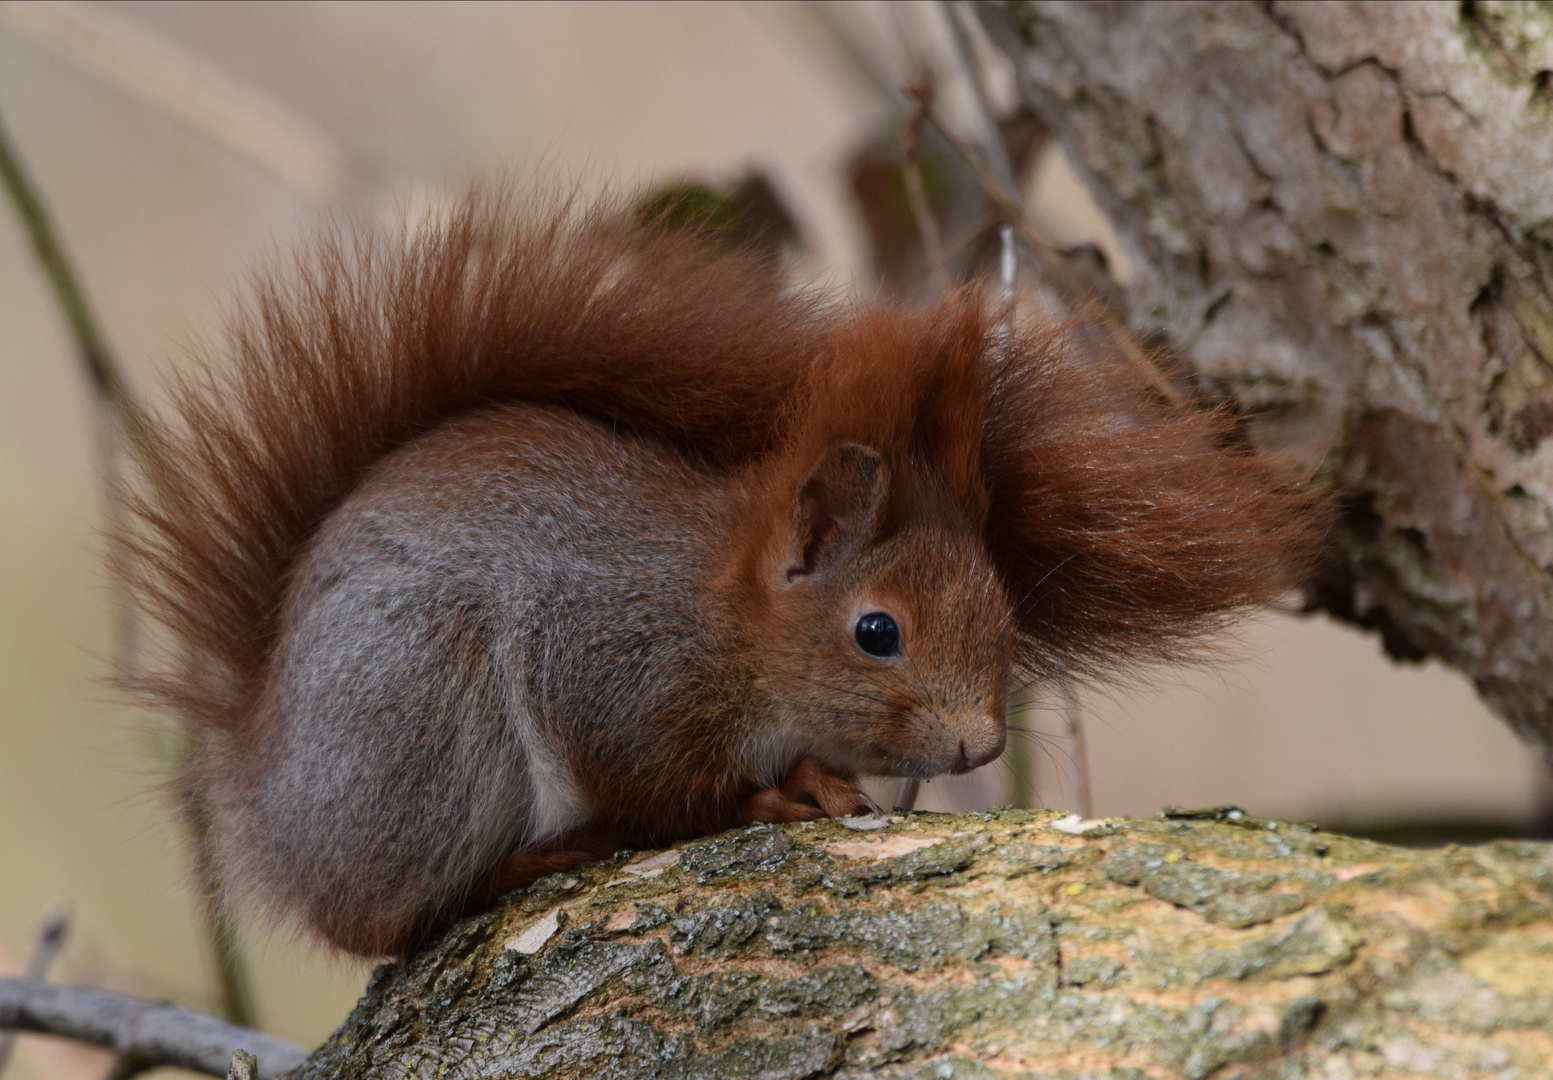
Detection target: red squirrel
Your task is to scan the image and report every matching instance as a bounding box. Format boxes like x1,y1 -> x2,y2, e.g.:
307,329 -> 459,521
119,188 -> 1321,957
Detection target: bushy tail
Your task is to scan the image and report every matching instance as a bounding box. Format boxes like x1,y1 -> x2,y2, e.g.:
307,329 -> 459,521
119,185 -> 832,736
982,319 -> 1328,680
119,182 -> 1326,741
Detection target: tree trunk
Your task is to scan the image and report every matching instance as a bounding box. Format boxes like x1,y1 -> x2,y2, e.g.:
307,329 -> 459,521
286,810 -> 1553,1078
977,0 -> 1553,758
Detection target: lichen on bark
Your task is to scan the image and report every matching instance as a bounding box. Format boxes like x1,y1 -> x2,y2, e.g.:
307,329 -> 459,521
288,809 -> 1553,1078
978,0 -> 1553,757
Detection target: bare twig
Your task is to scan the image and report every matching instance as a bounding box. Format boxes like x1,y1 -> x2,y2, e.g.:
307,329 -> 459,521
186,790 -> 258,1029
21,911 -> 69,982
0,101 -> 259,1037
1059,676 -> 1093,819
0,106 -> 147,674
901,83 -> 952,293
0,109 -> 150,457
0,108 -> 145,662
993,219 -> 1035,813
1003,692 -> 1034,810
0,909 -> 71,1075
926,112 -> 1184,403
920,8 -> 1182,403
993,218 -> 1019,373
940,0 -> 1019,195
203,897 -> 258,1029
998,222 -> 1017,311
0,979 -> 305,1080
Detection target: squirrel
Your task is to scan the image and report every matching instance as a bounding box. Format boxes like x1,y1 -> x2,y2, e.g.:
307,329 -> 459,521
118,187 -> 1323,958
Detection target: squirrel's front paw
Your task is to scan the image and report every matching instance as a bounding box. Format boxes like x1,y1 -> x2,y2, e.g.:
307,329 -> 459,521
746,786 -> 827,823
752,754 -> 875,821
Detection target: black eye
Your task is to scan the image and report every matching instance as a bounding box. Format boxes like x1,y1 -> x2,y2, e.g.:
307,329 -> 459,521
854,611 -> 902,658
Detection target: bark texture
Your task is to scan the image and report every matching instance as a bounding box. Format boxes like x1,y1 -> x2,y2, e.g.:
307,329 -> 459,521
288,809 -> 1553,1078
978,0 -> 1553,756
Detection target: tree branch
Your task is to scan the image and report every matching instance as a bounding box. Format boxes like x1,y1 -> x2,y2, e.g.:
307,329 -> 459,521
289,809 -> 1553,1077
0,108 -> 149,459
900,86 -> 953,295
0,980 -> 305,1080
0,908 -> 70,1075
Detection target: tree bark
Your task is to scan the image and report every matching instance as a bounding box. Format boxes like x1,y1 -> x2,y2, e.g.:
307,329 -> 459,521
977,0 -> 1553,758
287,810 -> 1553,1078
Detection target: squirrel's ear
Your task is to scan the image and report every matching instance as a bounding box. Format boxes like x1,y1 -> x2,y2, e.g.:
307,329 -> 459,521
785,443 -> 886,584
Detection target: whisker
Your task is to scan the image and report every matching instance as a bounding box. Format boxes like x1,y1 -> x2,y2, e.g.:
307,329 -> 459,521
1014,552 -> 1079,618
780,671 -> 895,708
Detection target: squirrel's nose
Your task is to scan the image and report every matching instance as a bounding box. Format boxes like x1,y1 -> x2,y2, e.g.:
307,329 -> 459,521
957,729 -> 1005,771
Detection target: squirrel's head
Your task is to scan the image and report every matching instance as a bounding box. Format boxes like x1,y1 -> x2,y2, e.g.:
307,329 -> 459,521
744,442 -> 1013,781
724,293 -> 1323,788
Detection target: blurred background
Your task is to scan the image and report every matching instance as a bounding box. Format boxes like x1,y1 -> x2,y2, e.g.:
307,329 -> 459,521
0,2 -> 1545,1077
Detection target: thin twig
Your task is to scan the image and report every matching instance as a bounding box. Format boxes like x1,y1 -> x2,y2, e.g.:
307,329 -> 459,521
901,82 -> 952,293
0,909 -> 71,1076
1059,676 -> 1094,819
0,101 -> 259,1037
920,9 -> 1183,403
993,219 -> 1033,812
0,110 -> 151,457
926,111 -> 1184,403
998,222 -> 1017,312
186,790 -> 258,1029
21,911 -> 68,982
0,107 -> 147,674
0,979 -> 305,1080
204,898 -> 258,1030
1003,690 -> 1034,810
940,0 -> 1018,195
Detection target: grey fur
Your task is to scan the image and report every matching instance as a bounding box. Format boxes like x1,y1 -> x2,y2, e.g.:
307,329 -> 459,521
199,405 -> 732,948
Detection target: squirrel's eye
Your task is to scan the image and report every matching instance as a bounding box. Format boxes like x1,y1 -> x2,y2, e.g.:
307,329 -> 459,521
854,611 -> 902,658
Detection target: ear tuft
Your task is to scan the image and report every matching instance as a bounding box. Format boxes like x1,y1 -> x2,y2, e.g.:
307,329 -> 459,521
786,444 -> 886,583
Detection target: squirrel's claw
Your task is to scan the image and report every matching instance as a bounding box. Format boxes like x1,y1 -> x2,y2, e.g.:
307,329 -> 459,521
746,755 -> 871,823
747,787 -> 826,823
785,755 -> 873,818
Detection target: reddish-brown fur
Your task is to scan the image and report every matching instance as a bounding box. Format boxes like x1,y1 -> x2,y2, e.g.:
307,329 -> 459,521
119,185 -> 1323,955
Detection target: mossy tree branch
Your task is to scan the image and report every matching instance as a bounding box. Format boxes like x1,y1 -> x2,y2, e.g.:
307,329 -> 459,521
289,809 -> 1553,1078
